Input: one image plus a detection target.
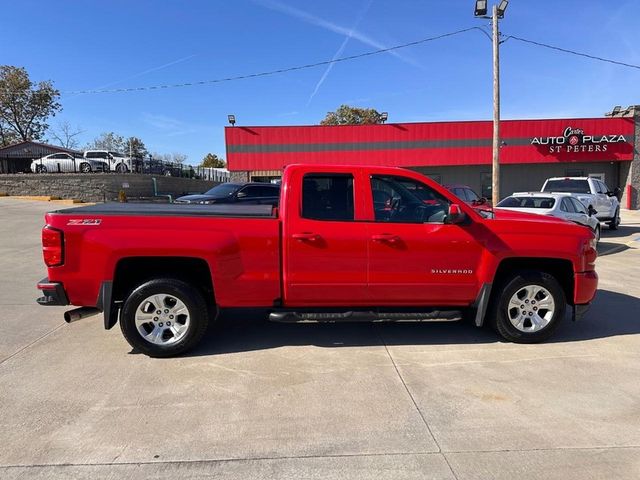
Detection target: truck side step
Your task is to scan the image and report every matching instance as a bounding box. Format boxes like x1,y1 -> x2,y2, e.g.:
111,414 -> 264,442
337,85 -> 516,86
268,309 -> 463,323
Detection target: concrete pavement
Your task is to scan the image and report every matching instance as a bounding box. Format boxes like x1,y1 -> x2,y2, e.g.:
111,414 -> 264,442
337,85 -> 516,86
1,197 -> 639,479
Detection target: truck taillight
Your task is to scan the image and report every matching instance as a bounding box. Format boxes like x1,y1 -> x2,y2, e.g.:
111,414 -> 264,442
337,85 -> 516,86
42,226 -> 64,267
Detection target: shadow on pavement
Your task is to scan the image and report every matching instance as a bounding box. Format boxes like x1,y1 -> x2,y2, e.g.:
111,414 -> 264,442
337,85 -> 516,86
597,241 -> 630,256
182,289 -> 639,357
600,223 -> 640,239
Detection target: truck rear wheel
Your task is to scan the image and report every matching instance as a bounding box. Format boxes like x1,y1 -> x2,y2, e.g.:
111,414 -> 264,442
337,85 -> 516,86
120,278 -> 209,357
490,271 -> 566,343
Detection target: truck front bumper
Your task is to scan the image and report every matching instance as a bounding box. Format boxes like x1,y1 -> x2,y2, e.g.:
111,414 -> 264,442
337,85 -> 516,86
36,278 -> 69,306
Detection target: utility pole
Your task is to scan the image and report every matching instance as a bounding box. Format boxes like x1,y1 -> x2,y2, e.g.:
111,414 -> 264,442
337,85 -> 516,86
491,4 -> 500,206
475,0 -> 508,205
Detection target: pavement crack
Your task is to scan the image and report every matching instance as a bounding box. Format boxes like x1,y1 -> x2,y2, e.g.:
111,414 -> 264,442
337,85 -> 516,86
0,323 -> 65,366
374,325 -> 460,480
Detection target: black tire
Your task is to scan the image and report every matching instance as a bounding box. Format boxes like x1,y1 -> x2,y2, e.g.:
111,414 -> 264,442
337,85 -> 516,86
80,162 -> 92,173
115,163 -> 128,173
489,270 -> 566,343
608,208 -> 620,230
36,164 -> 47,173
120,278 -> 210,357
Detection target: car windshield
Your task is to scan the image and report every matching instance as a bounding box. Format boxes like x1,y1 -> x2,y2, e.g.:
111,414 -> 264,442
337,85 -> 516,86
497,197 -> 556,208
203,183 -> 240,198
109,152 -> 124,157
543,179 -> 590,194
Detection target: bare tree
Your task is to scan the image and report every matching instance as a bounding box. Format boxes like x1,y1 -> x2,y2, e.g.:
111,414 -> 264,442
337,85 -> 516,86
50,121 -> 85,149
171,153 -> 187,164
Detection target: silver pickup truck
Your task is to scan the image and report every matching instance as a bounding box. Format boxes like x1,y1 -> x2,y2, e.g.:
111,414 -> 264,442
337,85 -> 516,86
541,177 -> 621,229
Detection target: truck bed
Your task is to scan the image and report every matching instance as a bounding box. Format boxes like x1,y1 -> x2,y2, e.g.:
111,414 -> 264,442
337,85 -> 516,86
50,202 -> 276,218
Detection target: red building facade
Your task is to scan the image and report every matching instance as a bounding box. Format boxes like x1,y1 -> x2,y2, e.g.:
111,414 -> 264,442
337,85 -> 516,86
226,115 -> 639,208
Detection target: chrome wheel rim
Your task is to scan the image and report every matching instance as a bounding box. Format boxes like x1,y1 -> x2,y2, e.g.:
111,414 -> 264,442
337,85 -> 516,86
135,293 -> 190,345
507,285 -> 555,333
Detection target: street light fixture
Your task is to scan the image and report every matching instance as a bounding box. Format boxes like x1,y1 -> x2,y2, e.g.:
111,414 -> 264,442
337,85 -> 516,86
380,112 -> 388,123
474,0 -> 487,16
474,1 -> 509,206
496,0 -> 509,17
227,114 -> 236,126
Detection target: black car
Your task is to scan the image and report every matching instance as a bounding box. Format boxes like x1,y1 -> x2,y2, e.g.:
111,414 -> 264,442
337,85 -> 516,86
175,182 -> 280,205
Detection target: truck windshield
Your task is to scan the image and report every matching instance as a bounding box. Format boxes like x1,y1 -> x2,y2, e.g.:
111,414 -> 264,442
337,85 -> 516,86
497,197 -> 556,208
204,183 -> 240,198
543,179 -> 590,194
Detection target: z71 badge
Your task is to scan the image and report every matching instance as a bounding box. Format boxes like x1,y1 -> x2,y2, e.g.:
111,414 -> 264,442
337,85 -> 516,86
67,219 -> 102,226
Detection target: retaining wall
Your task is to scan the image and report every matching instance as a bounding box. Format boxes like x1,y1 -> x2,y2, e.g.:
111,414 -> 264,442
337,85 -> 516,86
0,174 -> 217,203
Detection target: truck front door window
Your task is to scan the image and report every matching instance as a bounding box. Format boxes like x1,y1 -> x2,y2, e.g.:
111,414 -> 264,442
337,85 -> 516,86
370,175 -> 449,223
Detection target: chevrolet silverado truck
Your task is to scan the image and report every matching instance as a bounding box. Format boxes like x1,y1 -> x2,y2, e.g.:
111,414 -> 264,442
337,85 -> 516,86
36,165 -> 598,357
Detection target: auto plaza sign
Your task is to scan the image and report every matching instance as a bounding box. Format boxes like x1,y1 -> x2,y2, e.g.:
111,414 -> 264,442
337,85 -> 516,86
531,127 -> 628,153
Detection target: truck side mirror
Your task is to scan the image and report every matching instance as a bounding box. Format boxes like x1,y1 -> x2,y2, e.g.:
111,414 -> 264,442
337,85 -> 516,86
445,204 -> 466,225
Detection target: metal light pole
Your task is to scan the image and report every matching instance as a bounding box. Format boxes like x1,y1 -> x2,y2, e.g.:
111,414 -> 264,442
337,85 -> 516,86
475,0 -> 508,205
491,4 -> 500,206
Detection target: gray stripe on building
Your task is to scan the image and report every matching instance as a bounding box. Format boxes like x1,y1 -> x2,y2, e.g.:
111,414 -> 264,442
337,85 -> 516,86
228,135 -> 631,154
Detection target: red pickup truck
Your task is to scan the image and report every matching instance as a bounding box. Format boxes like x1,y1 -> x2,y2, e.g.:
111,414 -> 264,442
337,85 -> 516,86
37,165 -> 598,357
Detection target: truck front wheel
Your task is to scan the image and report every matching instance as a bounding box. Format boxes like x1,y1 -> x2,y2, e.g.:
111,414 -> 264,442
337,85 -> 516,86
120,278 -> 209,357
491,271 -> 566,343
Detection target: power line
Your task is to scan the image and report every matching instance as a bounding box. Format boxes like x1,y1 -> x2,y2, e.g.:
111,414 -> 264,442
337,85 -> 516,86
60,27 -> 480,95
506,34 -> 640,71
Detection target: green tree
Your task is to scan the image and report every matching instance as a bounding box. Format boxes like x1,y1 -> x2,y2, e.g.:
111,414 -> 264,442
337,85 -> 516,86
200,153 -> 226,168
0,65 -> 61,144
320,104 -> 384,126
124,136 -> 147,159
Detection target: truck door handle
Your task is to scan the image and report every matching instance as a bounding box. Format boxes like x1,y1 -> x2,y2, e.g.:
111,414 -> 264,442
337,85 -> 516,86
292,232 -> 320,241
372,234 -> 400,243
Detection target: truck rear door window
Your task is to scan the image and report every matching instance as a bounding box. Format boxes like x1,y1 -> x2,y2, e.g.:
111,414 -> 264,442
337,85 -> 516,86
302,174 -> 354,221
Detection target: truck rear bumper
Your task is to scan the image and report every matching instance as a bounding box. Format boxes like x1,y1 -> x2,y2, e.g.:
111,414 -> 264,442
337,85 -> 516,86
36,278 -> 69,306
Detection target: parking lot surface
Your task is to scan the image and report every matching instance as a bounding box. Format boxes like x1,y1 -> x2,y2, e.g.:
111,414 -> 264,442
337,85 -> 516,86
1,198 -> 639,479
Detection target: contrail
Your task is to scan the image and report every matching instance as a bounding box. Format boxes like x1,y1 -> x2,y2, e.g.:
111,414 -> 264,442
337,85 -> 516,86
253,0 -> 421,68
307,0 -> 373,105
95,54 -> 198,90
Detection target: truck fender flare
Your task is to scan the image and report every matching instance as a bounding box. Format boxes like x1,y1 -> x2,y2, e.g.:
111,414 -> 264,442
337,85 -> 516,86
473,282 -> 492,327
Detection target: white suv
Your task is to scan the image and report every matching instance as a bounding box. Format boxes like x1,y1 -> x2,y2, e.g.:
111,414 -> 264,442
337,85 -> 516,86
83,150 -> 132,173
541,177 -> 621,229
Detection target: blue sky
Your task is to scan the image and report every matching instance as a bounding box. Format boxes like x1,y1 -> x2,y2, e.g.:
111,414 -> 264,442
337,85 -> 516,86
3,0 -> 639,165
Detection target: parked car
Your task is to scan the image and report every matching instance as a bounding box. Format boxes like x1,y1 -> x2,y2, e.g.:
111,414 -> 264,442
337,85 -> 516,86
445,184 -> 491,208
133,158 -> 183,177
496,192 -> 600,242
37,164 -> 597,357
84,150 -> 132,173
174,182 -> 280,205
541,177 -> 621,229
30,153 -> 107,173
